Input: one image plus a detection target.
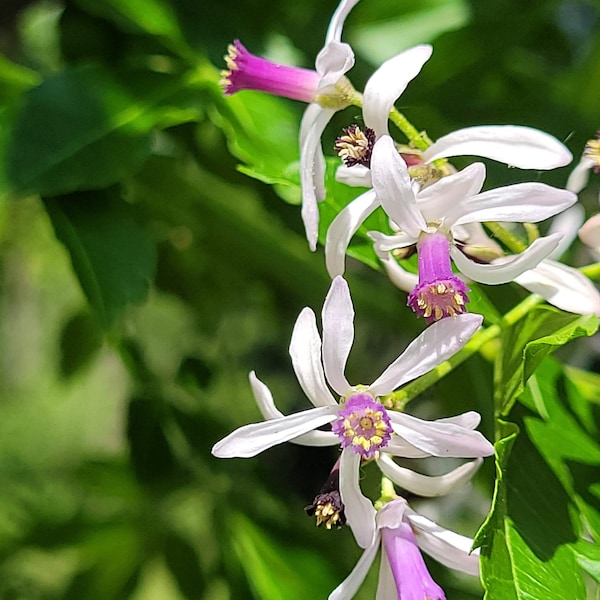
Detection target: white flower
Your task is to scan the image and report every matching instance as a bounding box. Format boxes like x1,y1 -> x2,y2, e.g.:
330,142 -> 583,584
327,136 -> 576,322
566,132 -> 600,193
334,47 -> 572,190
328,497 -> 479,600
222,0 -> 362,251
212,276 -> 493,547
375,213 -> 600,317
579,213 -> 600,261
513,259 -> 600,316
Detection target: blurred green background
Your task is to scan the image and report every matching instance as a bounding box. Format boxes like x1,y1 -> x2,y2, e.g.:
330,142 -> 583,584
0,0 -> 599,598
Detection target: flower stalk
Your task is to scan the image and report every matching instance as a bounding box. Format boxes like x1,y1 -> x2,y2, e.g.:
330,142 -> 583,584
384,292 -> 545,410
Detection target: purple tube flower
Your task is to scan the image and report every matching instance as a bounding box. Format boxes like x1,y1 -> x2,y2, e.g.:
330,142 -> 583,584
328,497 -> 479,600
407,232 -> 470,323
221,0 -> 362,251
222,40 -> 322,102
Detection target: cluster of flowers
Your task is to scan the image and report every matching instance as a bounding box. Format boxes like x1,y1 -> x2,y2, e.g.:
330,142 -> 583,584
213,0 -> 600,597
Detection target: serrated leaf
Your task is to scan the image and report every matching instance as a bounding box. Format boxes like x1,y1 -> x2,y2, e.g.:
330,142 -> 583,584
478,415 -> 585,600
496,306 -> 598,415
45,190 -> 156,328
520,359 -> 600,542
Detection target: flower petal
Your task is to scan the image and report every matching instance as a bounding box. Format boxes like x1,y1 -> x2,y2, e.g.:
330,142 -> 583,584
450,233 -> 562,285
375,553 -> 397,600
369,313 -> 483,396
514,259 -> 600,316
548,204 -> 585,259
249,371 -> 339,446
249,371 -> 284,419
423,125 -> 573,169
451,183 -> 576,227
406,509 -> 481,576
211,406 -> 338,458
316,41 -> 355,87
416,162 -> 486,227
368,230 -> 417,252
436,411 -> 481,429
376,454 -> 483,496
300,104 -> 336,250
371,136 -> 427,238
388,412 -> 494,458
385,437 -> 431,458
289,308 -> 338,407
325,0 -> 361,45
328,534 -> 380,600
377,253 -> 418,293
336,164 -> 372,187
363,45 -> 433,138
322,276 -> 354,395
340,448 -> 377,548
579,213 -> 600,250
326,190 -> 379,277
567,155 -> 595,193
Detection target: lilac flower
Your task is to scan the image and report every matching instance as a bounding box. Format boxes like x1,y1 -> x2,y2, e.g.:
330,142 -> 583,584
329,497 -> 479,600
221,0 -> 361,251
212,276 -> 493,547
327,136 -> 576,322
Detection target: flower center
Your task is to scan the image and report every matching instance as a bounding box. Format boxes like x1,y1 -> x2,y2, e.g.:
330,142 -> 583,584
584,132 -> 600,174
407,231 -> 470,324
305,460 -> 346,529
331,393 -> 392,459
335,124 -> 376,167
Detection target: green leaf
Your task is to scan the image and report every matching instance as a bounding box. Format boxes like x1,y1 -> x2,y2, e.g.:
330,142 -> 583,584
210,83 -> 302,203
126,395 -> 178,485
162,532 -> 206,599
59,310 -> 104,378
4,64 -> 200,198
45,190 -> 156,328
0,55 -> 41,103
228,512 -> 339,600
74,0 -> 186,51
573,540 -> 600,584
496,306 -> 598,415
520,359 -> 600,541
477,417 -> 586,600
351,0 -> 471,64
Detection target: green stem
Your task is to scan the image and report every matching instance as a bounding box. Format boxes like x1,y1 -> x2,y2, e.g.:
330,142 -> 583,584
581,262 -> 600,280
389,107 -> 430,151
483,222 -> 527,254
383,294 -> 543,411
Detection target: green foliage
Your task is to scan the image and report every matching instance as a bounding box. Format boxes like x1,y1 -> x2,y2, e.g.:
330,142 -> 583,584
1,0 -> 600,598
45,190 -> 157,328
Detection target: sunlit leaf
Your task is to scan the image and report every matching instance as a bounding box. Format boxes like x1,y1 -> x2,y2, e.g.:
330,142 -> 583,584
228,512 -> 339,600
5,64 -> 200,198
496,306 -> 598,415
477,418 -> 586,600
